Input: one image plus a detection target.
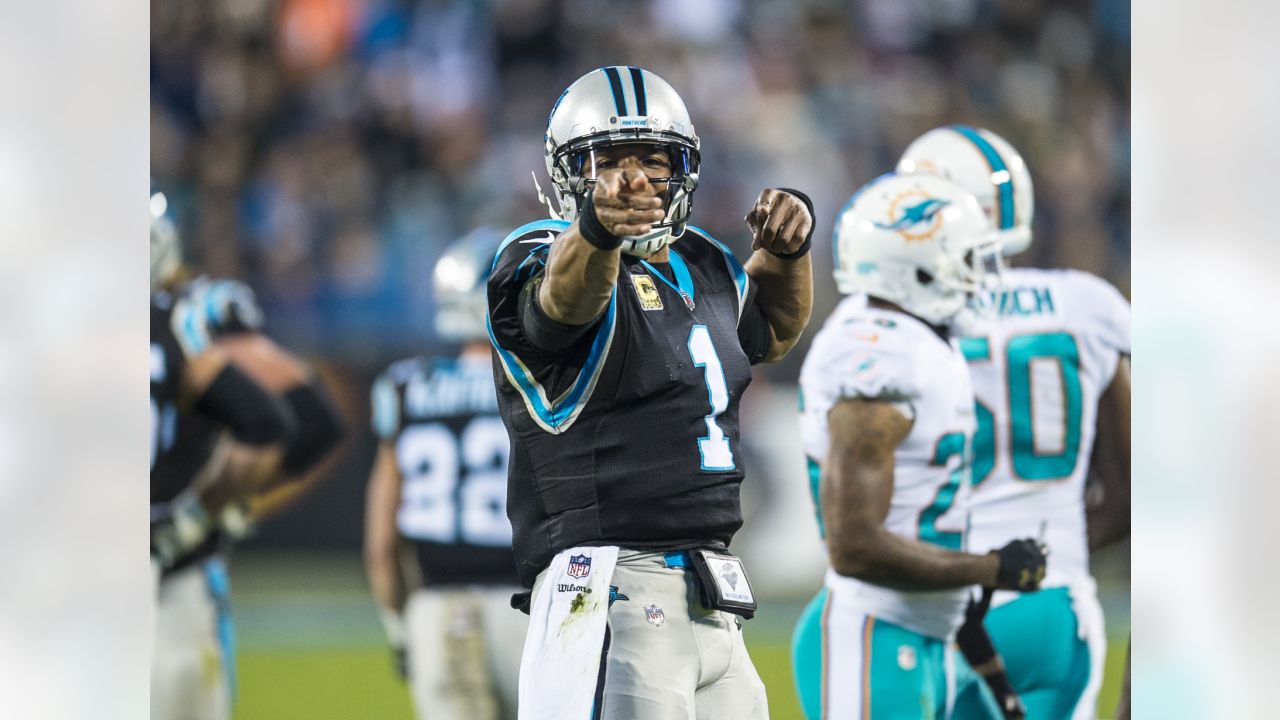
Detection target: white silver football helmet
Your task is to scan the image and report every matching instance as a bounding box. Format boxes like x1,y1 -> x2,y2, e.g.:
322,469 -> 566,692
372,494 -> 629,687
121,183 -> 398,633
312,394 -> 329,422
434,227 -> 504,343
150,189 -> 181,290
542,66 -> 700,256
896,125 -> 1035,256
833,173 -> 1000,326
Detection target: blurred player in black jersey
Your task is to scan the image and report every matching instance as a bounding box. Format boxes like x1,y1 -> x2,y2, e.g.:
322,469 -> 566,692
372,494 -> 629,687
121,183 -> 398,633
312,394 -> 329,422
364,228 -> 526,720
149,189 -> 346,720
487,67 -> 814,718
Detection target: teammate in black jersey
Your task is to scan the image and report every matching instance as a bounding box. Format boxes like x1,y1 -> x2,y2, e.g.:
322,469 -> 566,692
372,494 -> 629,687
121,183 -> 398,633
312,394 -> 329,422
149,188 -> 346,720
364,229 -> 525,720
487,67 -> 813,719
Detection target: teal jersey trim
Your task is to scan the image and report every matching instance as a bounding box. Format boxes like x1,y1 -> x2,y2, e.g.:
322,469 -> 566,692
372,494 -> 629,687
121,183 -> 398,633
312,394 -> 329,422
960,337 -> 996,486
641,248 -> 695,305
1007,332 -> 1083,480
806,457 -> 825,538
490,219 -> 570,273
921,432 -> 967,549
486,289 -> 617,435
688,226 -> 749,315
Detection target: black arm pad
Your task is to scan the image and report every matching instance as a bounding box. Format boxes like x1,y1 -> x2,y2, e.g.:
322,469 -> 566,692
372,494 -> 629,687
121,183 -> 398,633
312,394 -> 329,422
196,365 -> 298,445
519,276 -> 598,353
280,379 -> 347,476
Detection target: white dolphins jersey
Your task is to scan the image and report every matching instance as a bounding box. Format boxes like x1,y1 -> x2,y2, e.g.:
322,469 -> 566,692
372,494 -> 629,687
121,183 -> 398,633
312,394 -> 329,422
800,294 -> 977,639
959,268 -> 1130,601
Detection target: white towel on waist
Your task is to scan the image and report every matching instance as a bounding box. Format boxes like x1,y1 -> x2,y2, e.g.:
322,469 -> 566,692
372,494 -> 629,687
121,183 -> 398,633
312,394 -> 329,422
518,545 -> 619,720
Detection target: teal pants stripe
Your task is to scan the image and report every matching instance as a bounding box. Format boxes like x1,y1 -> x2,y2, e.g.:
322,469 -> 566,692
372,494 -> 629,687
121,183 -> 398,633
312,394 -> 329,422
952,588 -> 1092,719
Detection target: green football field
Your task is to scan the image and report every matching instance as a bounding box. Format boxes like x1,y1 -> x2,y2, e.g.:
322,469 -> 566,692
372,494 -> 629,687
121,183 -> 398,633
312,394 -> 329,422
230,553 -> 1128,720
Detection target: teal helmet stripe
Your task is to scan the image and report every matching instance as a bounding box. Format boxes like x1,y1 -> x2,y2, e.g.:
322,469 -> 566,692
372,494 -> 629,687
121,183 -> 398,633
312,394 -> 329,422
602,66 -> 628,115
628,66 -> 647,115
949,125 -> 1015,230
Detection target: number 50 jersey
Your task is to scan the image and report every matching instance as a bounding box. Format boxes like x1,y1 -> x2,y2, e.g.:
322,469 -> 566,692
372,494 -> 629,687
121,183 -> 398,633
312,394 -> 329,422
372,354 -> 518,586
959,268 -> 1130,594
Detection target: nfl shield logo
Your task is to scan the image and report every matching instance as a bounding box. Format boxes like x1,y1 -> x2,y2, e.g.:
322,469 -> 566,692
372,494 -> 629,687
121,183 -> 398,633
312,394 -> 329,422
567,554 -> 592,579
645,604 -> 665,626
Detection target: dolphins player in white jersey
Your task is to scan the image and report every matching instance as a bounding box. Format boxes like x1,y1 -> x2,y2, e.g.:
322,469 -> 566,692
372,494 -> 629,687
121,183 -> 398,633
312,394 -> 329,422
790,172 -> 1048,719
898,126 -> 1131,719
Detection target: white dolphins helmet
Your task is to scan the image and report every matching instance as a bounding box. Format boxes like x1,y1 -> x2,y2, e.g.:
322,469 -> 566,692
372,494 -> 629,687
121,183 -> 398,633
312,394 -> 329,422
434,227 -> 505,343
896,125 -> 1034,256
833,173 -> 1000,326
543,66 -> 700,257
150,188 -> 182,290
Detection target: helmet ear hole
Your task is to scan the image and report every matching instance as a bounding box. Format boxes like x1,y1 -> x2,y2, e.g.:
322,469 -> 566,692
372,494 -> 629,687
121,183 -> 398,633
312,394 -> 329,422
916,268 -> 935,285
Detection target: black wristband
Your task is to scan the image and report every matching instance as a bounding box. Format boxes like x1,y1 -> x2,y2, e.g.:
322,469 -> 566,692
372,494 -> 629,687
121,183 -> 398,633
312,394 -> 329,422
281,380 -> 347,475
578,189 -> 623,251
769,187 -> 815,260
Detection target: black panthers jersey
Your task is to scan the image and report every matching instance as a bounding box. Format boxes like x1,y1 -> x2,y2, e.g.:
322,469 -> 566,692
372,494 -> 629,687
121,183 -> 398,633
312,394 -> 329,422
152,278 -> 266,504
150,289 -> 212,504
372,354 -> 518,586
487,220 -> 773,587
151,278 -> 266,570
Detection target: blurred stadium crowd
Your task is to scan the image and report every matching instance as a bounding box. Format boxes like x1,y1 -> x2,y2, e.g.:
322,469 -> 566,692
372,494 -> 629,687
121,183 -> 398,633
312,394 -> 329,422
151,0 -> 1130,371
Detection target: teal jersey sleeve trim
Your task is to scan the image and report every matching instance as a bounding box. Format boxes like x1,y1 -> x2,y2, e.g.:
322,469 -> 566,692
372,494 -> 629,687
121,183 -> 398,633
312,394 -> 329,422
688,226 -> 749,317
370,374 -> 400,440
486,287 -> 618,435
491,219 -> 570,273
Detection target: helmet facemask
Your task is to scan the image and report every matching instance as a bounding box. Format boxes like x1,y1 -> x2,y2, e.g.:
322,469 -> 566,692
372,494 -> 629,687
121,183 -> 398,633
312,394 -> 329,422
547,131 -> 700,257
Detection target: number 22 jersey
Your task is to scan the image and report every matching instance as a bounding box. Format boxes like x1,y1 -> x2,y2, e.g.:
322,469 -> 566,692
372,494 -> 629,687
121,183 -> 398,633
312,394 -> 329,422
372,354 -> 518,586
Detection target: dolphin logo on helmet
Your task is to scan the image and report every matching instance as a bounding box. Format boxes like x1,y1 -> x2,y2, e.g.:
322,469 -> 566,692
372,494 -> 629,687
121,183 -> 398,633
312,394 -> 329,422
833,173 -> 1000,327
896,125 -> 1035,257
541,66 -> 701,257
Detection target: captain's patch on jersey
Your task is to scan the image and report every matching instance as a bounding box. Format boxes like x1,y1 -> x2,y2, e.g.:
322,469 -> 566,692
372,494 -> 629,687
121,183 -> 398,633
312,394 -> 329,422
631,274 -> 664,311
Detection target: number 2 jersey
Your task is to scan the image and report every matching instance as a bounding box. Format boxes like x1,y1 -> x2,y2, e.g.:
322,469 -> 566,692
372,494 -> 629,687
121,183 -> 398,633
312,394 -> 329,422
960,268 -> 1130,597
487,220 -> 774,588
799,294 -> 977,639
372,353 -> 518,586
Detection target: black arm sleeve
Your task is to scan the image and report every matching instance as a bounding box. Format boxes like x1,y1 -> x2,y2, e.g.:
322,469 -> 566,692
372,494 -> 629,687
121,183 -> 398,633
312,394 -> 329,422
518,275 -> 601,353
280,378 -> 347,476
195,365 -> 297,445
737,283 -> 774,365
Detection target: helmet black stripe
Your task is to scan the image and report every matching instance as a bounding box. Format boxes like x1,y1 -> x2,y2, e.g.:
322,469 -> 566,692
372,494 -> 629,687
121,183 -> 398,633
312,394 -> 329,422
602,66 -> 628,115
628,66 -> 647,115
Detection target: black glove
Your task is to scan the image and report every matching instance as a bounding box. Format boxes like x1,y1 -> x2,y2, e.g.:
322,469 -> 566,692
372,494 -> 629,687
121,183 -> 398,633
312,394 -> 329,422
990,538 -> 1047,591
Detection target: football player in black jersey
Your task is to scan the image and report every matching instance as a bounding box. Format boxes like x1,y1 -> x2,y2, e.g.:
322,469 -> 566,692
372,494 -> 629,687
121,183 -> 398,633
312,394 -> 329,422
487,67 -> 813,719
364,228 -> 525,720
149,189 -> 346,720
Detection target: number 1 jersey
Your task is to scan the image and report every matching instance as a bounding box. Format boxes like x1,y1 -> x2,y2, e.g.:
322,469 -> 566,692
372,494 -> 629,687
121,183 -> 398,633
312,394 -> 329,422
959,268 -> 1130,595
372,354 -> 518,586
486,220 -> 773,588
